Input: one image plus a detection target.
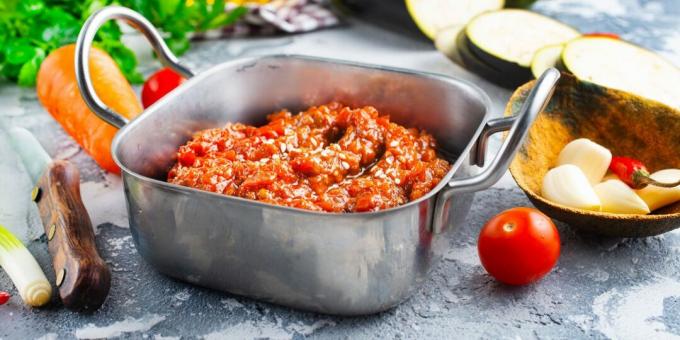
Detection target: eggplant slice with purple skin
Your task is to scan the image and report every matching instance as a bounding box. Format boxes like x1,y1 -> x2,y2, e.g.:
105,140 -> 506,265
340,0 -> 504,41
531,44 -> 564,78
455,29 -> 529,88
561,36 -> 680,108
465,9 -> 580,77
435,24 -> 527,88
405,0 -> 504,39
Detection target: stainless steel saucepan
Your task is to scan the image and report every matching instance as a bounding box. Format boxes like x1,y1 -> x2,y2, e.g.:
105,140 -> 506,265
75,6 -> 559,315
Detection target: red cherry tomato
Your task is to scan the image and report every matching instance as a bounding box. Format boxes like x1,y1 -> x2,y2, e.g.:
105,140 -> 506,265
477,207 -> 560,285
584,32 -> 620,39
0,291 -> 10,305
141,67 -> 186,108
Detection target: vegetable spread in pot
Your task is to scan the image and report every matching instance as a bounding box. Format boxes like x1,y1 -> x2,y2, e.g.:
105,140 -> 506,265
167,103 -> 450,212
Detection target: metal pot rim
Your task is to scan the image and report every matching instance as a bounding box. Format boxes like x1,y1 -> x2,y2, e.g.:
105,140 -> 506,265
110,54 -> 493,218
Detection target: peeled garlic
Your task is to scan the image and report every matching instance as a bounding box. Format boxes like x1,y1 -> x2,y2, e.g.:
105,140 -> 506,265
556,138 -> 612,185
434,25 -> 464,59
636,169 -> 680,211
542,164 -> 601,211
594,179 -> 650,214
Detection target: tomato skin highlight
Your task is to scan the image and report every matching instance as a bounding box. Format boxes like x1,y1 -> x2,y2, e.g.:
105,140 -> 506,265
477,207 -> 560,285
584,32 -> 620,39
0,291 -> 10,305
141,67 -> 186,108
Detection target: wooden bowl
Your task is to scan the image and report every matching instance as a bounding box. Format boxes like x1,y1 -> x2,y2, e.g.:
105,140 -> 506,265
507,73 -> 680,237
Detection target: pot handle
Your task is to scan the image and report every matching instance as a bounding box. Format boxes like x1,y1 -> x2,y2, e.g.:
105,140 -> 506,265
75,6 -> 194,129
433,69 -> 560,232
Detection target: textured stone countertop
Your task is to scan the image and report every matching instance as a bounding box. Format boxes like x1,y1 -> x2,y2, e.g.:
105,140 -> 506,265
1,1 -> 679,339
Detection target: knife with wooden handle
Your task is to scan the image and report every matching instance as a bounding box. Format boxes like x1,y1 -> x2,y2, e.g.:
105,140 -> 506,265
6,127 -> 110,311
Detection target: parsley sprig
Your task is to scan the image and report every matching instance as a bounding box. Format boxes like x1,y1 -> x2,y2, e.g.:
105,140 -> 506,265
0,0 -> 246,86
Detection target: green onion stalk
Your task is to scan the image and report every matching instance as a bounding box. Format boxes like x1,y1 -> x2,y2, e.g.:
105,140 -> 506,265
0,224 -> 51,307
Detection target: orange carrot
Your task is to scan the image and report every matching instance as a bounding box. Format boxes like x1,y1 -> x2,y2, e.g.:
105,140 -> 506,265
37,44 -> 143,173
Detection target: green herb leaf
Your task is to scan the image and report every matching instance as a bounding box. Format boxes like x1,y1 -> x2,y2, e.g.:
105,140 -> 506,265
17,53 -> 45,86
0,0 -> 247,86
96,39 -> 144,84
5,42 -> 38,65
159,0 -> 182,20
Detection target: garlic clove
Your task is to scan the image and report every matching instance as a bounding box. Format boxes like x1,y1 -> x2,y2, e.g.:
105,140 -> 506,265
542,164 -> 601,211
594,179 -> 650,214
556,138 -> 612,185
636,169 -> 680,211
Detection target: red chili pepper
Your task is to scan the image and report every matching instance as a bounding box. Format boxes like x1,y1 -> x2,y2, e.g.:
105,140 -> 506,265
0,291 -> 10,305
584,32 -> 620,39
610,156 -> 680,189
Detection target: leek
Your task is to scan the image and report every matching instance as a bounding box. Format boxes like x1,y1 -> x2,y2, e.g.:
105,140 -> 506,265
0,224 -> 51,307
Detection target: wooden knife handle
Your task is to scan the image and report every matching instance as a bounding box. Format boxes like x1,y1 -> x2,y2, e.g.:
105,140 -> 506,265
35,160 -> 111,312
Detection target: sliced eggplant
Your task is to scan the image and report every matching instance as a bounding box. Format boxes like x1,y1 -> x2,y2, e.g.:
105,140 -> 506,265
531,44 -> 564,78
455,31 -> 528,88
464,30 -> 533,81
562,37 -> 680,108
465,9 -> 580,73
405,0 -> 504,39
434,24 -> 465,62
554,56 -> 569,72
341,0 -> 426,40
505,0 -> 538,8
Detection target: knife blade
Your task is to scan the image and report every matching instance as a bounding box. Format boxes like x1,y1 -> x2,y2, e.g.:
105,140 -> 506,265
5,126 -> 110,312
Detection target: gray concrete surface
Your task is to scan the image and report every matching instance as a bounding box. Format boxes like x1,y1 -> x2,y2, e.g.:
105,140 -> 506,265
1,0 -> 679,339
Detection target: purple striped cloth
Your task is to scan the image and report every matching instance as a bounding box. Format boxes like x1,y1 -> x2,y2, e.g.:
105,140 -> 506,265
191,0 -> 340,40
